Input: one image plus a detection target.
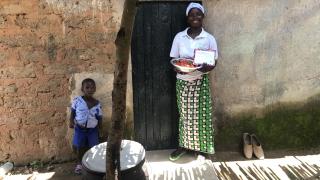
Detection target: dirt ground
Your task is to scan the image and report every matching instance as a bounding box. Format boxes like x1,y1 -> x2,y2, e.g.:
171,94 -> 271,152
8,161 -> 82,180
6,148 -> 320,180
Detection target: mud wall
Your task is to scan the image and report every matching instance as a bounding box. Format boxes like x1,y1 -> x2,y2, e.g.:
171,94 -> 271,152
0,0 -> 125,164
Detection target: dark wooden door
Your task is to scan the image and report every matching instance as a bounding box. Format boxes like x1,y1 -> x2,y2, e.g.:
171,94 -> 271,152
131,2 -> 190,150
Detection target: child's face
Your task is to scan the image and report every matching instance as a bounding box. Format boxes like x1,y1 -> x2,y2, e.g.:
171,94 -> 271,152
81,81 -> 96,97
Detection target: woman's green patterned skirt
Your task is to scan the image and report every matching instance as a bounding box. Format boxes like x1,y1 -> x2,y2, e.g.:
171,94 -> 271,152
176,74 -> 214,154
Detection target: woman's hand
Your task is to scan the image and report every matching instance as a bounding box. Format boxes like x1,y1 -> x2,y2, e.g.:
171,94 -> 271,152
198,63 -> 214,73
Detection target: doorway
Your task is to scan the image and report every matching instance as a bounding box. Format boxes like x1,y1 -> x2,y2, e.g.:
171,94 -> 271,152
131,1 -> 196,150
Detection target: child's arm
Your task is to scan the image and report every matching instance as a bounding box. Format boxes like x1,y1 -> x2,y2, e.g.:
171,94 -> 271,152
69,109 -> 76,128
70,97 -> 78,128
95,103 -> 103,129
96,115 -> 102,129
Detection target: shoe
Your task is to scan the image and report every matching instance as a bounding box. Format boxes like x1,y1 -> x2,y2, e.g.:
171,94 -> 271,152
195,152 -> 213,161
74,164 -> 82,174
243,133 -> 253,159
251,134 -> 265,159
169,148 -> 186,161
196,153 -> 206,161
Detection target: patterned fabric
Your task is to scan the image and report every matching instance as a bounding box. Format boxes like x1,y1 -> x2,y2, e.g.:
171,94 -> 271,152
176,74 -> 214,154
71,96 -> 102,128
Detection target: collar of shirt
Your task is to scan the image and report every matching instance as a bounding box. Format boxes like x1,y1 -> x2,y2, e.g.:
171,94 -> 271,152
181,28 -> 208,40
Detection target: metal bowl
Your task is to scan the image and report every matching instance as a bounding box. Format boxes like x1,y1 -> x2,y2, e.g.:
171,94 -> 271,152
170,58 -> 201,73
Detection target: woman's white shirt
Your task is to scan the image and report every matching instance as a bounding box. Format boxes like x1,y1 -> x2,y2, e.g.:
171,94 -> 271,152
170,28 -> 218,81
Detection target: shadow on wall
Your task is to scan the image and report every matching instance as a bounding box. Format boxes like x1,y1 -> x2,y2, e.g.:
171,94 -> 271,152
215,93 -> 320,151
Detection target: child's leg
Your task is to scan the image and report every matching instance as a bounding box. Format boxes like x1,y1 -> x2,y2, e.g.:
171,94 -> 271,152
72,145 -> 85,164
72,145 -> 84,174
73,126 -> 86,160
72,126 -> 87,174
78,147 -> 89,161
87,127 -> 99,148
72,144 -> 89,174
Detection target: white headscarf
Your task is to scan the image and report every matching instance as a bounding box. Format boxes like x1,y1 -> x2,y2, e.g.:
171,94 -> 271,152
186,2 -> 205,16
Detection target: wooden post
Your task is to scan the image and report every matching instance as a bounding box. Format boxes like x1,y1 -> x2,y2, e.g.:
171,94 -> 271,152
106,0 -> 138,179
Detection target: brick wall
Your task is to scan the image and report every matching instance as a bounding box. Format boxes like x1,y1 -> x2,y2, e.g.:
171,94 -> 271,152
0,0 -> 121,164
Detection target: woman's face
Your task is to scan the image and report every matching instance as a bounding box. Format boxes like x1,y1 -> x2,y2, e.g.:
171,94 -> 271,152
187,8 -> 204,28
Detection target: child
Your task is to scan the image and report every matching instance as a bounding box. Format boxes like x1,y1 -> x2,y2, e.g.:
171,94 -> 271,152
69,78 -> 103,174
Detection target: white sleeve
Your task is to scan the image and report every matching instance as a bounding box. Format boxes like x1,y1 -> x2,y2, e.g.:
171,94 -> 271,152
71,97 -> 78,110
170,35 -> 180,58
97,103 -> 102,116
209,36 -> 218,60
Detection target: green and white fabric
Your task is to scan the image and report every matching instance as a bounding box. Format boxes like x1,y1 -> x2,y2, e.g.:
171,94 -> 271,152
176,74 -> 214,154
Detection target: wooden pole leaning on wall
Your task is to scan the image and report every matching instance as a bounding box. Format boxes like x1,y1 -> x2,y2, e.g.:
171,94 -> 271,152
106,0 -> 138,180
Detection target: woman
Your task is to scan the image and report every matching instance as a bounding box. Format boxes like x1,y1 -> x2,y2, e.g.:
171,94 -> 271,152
169,2 -> 218,161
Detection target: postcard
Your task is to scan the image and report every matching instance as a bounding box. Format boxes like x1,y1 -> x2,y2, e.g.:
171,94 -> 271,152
194,50 -> 216,66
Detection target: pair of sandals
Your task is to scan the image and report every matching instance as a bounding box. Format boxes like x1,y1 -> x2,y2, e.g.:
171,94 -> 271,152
169,148 -> 211,161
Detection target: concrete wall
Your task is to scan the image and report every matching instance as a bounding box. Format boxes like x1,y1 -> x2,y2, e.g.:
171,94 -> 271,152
204,0 -> 320,150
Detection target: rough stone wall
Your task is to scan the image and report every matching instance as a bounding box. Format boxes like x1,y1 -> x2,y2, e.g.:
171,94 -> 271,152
0,0 -> 124,164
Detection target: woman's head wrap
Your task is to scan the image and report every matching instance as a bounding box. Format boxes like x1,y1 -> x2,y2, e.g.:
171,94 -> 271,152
186,2 -> 205,16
